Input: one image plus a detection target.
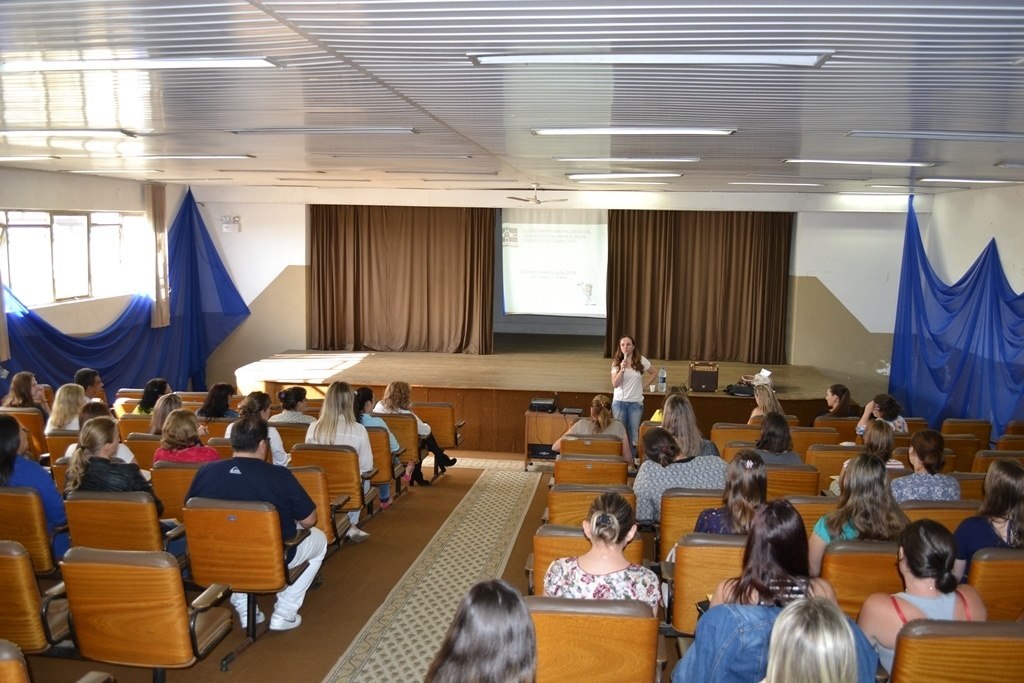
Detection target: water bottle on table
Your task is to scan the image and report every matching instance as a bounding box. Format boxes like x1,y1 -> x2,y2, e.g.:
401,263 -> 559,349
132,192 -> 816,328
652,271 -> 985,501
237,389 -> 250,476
657,367 -> 667,393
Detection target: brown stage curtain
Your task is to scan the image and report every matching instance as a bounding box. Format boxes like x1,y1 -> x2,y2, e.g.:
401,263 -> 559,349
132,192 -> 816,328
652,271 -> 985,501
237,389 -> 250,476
607,210 -> 792,364
308,205 -> 494,354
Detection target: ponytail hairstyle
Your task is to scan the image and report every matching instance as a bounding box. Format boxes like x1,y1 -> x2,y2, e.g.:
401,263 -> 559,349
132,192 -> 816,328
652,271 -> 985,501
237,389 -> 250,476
642,426 -> 681,466
65,417 -> 118,493
899,519 -> 959,593
862,420 -> 895,462
585,491 -> 635,546
979,458 -> 1024,549
612,335 -> 645,372
149,393 -> 183,435
910,429 -> 946,475
237,391 -> 271,418
138,377 -> 170,412
278,386 -> 307,411
354,386 -> 374,416
827,384 -> 852,418
589,394 -> 613,432
724,450 -> 767,534
873,393 -> 902,422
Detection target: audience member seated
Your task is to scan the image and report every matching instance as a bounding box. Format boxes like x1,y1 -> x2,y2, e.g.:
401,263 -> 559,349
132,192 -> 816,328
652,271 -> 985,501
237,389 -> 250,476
821,383 -> 857,419
749,384 -> 784,421
953,458 -> 1024,580
196,382 -> 238,419
149,393 -> 184,436
552,394 -> 631,464
829,420 -> 902,495
754,412 -> 803,465
765,598 -> 860,683
64,403 -> 137,465
74,367 -> 105,402
306,381 -> 374,542
890,429 -> 960,503
543,491 -> 660,615
355,386 -> 413,507
133,377 -> 171,415
0,414 -> 69,558
2,370 -> 50,419
649,385 -> 686,422
694,450 -> 766,535
225,392 -> 289,466
662,393 -> 721,459
268,386 -> 316,425
424,579 -> 535,683
45,383 -> 86,434
809,454 -> 908,576
633,423 -> 726,524
374,380 -> 457,474
185,416 -> 327,631
64,417 -> 163,514
856,393 -> 907,437
857,519 -> 987,673
153,410 -> 219,464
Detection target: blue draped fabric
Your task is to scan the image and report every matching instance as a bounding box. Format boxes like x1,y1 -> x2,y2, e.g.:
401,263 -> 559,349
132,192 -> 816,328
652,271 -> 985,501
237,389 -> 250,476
1,188 -> 249,398
890,196 -> 1024,440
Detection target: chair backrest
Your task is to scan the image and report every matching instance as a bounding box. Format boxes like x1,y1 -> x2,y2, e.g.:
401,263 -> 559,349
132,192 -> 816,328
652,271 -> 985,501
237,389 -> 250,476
785,495 -> 840,538
125,432 -> 162,470
558,434 -> 623,458
0,541 -> 56,653
205,437 -> 234,460
966,547 -> 1024,621
554,454 -> 627,485
938,434 -> 981,472
973,450 -> 1024,473
43,429 -> 79,463
890,620 -> 1024,683
546,484 -> 635,527
710,423 -> 760,454
0,488 -> 56,574
290,443 -> 364,511
748,414 -> 800,427
891,447 -> 957,473
804,444 -> 865,492
789,426 -> 840,458
64,490 -> 164,551
0,409 -> 46,459
671,533 -> 747,634
637,420 -> 659,463
1005,421 -> 1024,436
117,413 -> 152,442
50,456 -> 70,496
903,417 -> 930,434
950,472 -> 986,501
61,546 -> 198,669
812,416 -> 861,443
820,540 -> 902,618
111,398 -> 140,418
373,413 -> 421,464
115,388 -> 145,400
290,465 -> 341,546
721,440 -> 756,462
532,525 -> 644,596
365,426 -> 395,486
900,500 -> 981,532
0,639 -> 30,683
410,402 -> 461,449
183,498 -> 288,592
997,435 -> 1024,451
150,461 -> 203,522
197,418 -> 234,440
765,464 -> 821,499
941,418 -> 993,448
528,596 -> 659,683
658,488 -> 725,562
270,422 -> 309,454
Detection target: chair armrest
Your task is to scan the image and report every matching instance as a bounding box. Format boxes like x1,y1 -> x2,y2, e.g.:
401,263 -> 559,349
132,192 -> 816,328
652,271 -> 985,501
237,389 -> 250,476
525,552 -> 535,595
394,447 -> 406,456
163,522 -> 187,541
361,467 -> 379,480
875,661 -> 890,683
77,673 -> 116,683
284,528 -> 311,550
455,420 -> 466,429
191,583 -> 230,612
329,494 -> 351,510
41,582 -> 67,645
44,581 -> 66,598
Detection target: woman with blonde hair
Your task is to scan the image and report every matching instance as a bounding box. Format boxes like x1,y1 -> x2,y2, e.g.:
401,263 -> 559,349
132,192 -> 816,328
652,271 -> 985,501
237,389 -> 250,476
953,458 -> 1024,579
148,393 -> 184,436
749,384 -> 784,421
306,381 -> 374,542
225,392 -> 289,466
695,450 -> 766,535
373,380 -> 456,477
64,417 -> 163,514
3,371 -> 50,419
552,394 -> 631,463
153,409 -> 219,464
661,393 -> 720,460
45,383 -> 87,434
765,598 -> 858,683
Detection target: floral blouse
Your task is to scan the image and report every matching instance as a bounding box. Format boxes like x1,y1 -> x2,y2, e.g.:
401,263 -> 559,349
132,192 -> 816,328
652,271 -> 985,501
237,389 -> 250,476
543,556 -> 661,612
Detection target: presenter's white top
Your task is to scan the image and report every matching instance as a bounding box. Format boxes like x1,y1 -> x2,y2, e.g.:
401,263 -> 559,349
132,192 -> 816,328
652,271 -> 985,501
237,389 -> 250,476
612,356 -> 651,403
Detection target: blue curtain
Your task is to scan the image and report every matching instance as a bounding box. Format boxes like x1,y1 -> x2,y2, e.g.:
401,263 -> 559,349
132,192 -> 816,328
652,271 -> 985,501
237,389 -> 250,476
1,188 -> 249,398
890,196 -> 1024,440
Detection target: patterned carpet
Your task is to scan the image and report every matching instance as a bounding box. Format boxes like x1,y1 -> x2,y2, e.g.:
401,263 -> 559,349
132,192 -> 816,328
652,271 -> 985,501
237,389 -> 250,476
321,466 -> 542,683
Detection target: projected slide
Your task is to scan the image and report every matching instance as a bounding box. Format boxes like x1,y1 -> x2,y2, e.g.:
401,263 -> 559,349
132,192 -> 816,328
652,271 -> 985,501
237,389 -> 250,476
502,209 -> 607,317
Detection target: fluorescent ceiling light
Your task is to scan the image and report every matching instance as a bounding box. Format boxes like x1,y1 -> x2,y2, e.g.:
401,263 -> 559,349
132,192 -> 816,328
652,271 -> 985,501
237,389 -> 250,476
0,129 -> 136,139
534,127 -> 734,136
729,182 -> 822,187
575,181 -> 668,186
420,178 -> 518,183
555,156 -> 701,163
0,57 -> 276,72
869,185 -> 914,189
838,191 -> 908,195
69,169 -> 162,174
124,154 -> 255,160
568,172 -> 681,180
920,178 -> 1019,184
0,155 -> 59,161
849,130 -> 1024,143
329,153 -> 472,159
471,52 -> 832,68
231,127 -> 414,135
385,169 -> 497,175
784,158 -> 934,168
996,162 -> 1024,169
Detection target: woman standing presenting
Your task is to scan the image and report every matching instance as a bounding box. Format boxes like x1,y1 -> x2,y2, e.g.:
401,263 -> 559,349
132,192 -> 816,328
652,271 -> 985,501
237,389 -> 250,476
611,335 -> 656,459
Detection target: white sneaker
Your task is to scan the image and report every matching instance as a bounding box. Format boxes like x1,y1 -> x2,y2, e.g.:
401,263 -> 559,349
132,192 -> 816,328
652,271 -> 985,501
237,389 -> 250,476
236,607 -> 265,626
346,527 -> 370,544
269,613 -> 302,631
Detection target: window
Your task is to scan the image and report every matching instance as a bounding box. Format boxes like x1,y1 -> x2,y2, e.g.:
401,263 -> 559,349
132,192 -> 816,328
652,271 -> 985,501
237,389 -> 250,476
0,209 -> 153,307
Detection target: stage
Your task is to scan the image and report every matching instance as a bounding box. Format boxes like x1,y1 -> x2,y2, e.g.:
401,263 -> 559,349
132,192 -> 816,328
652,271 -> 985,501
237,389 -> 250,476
235,334 -> 835,453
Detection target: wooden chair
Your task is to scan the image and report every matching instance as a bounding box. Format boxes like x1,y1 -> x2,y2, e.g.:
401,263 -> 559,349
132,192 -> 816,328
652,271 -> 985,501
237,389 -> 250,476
290,465 -> 351,554
900,500 -> 980,532
0,408 -> 46,460
269,421 -> 309,454
789,426 -> 840,458
557,434 -> 625,458
205,437 -> 234,460
115,388 -> 145,400
748,413 -> 800,426
112,397 -> 140,417
124,432 -> 162,470
183,497 -> 315,670
410,401 -> 465,449
117,413 -> 152,441
966,547 -> 1024,621
889,620 -> 1024,683
44,429 -> 78,463
61,546 -> 233,683
0,487 -> 64,576
290,443 -> 379,524
373,413 -> 423,468
785,495 -> 840,538
670,533 -> 747,634
546,484 -> 635,527
64,491 -> 185,554
0,541 -> 70,654
765,464 -> 821,498
973,450 -> 1024,473
637,420 -> 660,463
528,596 -> 660,683
50,456 -> 70,495
903,417 -> 930,434
554,454 -> 627,486
198,418 -> 234,440
804,444 -> 865,493
0,639 -> 99,683
527,524 -> 644,595
813,416 -> 861,443
657,488 -> 725,563
1005,421 -> 1024,436
150,461 -> 203,521
891,447 -> 957,473
938,434 -> 981,472
722,440 -> 756,462
997,434 -> 1024,450
365,425 -> 402,496
941,418 -> 993,448
710,423 -> 760,454
950,472 -> 986,501
820,540 -> 902,618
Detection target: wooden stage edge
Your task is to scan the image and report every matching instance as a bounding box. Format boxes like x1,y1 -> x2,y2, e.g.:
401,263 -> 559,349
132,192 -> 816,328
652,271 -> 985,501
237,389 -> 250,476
235,337 -> 836,454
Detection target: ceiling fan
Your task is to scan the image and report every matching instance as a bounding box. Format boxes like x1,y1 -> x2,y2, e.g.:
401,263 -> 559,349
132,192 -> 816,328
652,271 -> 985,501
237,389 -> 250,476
507,183 -> 568,204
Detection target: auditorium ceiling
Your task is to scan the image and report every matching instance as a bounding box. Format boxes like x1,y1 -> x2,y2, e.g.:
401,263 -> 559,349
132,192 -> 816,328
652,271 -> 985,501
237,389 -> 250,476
1,1 -> 1023,196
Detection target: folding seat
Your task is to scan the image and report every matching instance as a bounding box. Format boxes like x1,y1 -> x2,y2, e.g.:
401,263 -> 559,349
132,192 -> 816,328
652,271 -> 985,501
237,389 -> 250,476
820,540 -> 902,618
290,465 -> 351,554
966,547 -> 1024,621
789,426 -> 840,458
546,484 -> 636,527
669,533 -> 746,634
0,541 -> 69,654
890,620 -> 1024,683
554,454 -> 627,486
526,524 -> 644,595
290,443 -> 379,524
899,500 -> 979,532
765,464 -> 820,498
657,488 -> 725,562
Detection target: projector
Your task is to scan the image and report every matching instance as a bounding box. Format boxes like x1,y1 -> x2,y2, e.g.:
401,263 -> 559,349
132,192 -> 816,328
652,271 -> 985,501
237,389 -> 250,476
529,398 -> 557,413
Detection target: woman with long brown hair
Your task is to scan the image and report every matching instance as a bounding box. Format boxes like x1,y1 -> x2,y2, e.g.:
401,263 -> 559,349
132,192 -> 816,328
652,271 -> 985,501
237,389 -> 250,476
2,371 -> 50,419
611,335 -> 656,460
695,450 -> 767,535
553,394 -> 630,463
953,458 -> 1024,579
